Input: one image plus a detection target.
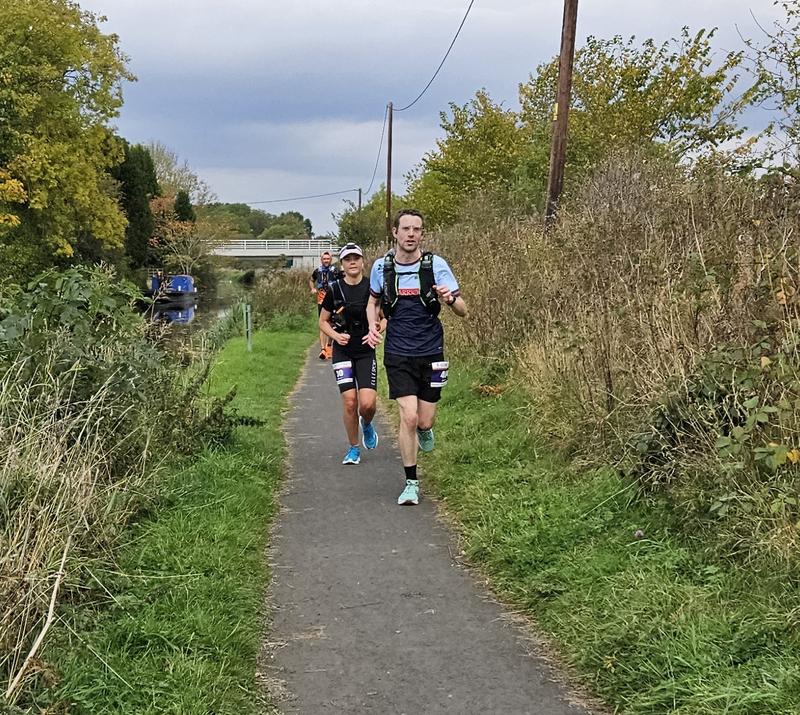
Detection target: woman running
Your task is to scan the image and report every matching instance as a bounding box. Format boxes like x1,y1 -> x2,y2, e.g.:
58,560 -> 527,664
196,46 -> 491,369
319,242 -> 381,464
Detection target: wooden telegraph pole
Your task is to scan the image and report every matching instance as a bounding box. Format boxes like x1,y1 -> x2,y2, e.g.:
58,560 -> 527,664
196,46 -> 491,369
545,0 -> 579,225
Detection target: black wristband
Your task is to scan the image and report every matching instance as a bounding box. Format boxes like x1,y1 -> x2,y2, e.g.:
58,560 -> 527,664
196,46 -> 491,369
446,294 -> 456,306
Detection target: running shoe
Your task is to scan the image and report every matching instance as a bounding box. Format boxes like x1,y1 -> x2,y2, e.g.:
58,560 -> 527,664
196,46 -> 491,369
397,479 -> 420,505
361,418 -> 379,450
417,427 -> 435,453
342,445 -> 361,465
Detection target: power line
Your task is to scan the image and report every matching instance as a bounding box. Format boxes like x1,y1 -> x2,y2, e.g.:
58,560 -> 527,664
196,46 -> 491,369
395,0 -> 477,112
243,104 -> 389,207
364,105 -> 389,195
245,188 -> 358,205
222,1 -> 477,218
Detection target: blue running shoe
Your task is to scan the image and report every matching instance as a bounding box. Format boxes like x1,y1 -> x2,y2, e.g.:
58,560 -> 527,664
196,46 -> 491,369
417,427 -> 435,453
397,479 -> 420,505
342,445 -> 361,465
361,418 -> 379,450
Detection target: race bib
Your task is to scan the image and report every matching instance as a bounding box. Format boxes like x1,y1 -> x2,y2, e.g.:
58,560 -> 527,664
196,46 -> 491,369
333,360 -> 354,385
430,360 -> 449,388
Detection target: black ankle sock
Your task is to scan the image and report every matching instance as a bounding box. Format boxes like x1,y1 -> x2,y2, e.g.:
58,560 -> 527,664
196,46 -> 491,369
404,465 -> 417,481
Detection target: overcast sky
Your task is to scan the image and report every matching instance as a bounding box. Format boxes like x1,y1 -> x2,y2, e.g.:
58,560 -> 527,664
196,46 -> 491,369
80,0 -> 781,235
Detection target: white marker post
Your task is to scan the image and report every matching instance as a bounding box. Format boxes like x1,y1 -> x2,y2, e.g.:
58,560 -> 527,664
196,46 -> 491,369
243,303 -> 253,352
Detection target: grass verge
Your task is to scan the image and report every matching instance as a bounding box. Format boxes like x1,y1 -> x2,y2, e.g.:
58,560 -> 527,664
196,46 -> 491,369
420,363 -> 800,715
36,329 -> 312,714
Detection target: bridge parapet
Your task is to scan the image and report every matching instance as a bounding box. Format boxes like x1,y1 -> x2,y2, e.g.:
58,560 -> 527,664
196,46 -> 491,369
213,239 -> 339,258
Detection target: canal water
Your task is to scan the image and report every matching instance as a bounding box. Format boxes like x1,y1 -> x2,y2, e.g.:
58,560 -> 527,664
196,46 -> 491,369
144,273 -> 248,335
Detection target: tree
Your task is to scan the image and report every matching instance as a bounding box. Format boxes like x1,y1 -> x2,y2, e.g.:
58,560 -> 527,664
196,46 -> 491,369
0,0 -> 133,281
247,208 -> 272,237
406,91 -> 522,228
0,170 -> 26,231
406,29 -> 747,227
277,211 -> 312,237
174,190 -> 196,222
746,1 -> 800,167
150,196 -> 232,275
335,186 -> 408,247
258,218 -> 306,241
197,204 -> 314,241
111,142 -> 160,268
199,203 -> 254,235
517,29 -> 747,204
147,141 -> 216,205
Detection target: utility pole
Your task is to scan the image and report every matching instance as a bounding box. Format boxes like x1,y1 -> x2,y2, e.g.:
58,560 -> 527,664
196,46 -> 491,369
385,102 -> 393,247
357,187 -> 362,212
545,0 -> 579,225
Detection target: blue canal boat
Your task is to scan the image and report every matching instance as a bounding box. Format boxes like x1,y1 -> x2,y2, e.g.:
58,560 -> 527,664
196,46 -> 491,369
147,273 -> 197,305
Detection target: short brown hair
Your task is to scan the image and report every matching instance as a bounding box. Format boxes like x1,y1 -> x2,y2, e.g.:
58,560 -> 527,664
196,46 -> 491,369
392,209 -> 424,230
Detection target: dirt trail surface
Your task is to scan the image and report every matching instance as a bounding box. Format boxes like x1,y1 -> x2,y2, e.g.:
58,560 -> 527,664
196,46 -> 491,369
261,349 -> 592,714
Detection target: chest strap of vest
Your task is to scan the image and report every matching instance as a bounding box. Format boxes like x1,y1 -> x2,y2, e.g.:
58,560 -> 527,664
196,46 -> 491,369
330,280 -> 347,330
381,250 -> 440,318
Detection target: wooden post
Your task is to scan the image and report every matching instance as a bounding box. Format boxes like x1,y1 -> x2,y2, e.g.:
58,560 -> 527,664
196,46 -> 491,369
545,0 -> 579,225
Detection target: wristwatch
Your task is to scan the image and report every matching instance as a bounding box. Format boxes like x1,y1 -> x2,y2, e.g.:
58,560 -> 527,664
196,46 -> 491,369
446,294 -> 456,306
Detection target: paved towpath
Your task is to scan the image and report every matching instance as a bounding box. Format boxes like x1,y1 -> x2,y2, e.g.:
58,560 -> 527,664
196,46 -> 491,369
260,348 -> 595,714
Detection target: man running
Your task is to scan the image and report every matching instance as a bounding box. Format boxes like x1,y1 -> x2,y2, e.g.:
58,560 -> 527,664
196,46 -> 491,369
319,243 -> 380,465
310,251 -> 339,359
366,209 -> 467,505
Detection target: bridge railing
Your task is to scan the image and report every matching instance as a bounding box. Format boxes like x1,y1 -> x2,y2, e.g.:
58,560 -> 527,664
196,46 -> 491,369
215,239 -> 339,254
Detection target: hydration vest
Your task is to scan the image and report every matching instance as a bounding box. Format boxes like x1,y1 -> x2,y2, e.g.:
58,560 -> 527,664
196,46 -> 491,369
381,250 -> 440,318
315,265 -> 337,290
329,279 -> 367,334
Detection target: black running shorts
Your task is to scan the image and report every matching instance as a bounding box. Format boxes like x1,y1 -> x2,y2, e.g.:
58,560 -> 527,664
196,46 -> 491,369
384,352 -> 448,403
331,345 -> 378,394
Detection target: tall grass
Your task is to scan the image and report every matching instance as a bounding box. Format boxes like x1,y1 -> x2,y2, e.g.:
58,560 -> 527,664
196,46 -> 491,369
423,366 -> 800,715
0,266 -> 237,707
433,150 -> 800,568
250,268 -> 313,330
0,359 -> 155,704
33,329 -> 314,714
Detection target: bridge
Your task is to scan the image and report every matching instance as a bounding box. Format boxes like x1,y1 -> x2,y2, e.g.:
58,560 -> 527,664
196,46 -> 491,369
213,239 -> 340,269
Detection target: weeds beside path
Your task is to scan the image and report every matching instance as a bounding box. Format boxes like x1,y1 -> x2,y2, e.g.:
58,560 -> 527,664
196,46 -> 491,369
421,364 -> 800,714
37,329 -> 311,714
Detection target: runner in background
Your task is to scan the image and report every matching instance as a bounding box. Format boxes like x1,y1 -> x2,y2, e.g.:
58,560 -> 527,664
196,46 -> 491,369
310,251 -> 340,359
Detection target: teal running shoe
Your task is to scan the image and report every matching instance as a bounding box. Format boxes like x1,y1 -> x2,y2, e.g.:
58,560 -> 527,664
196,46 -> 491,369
417,427 -> 435,453
397,479 -> 420,505
361,418 -> 379,450
342,445 -> 361,465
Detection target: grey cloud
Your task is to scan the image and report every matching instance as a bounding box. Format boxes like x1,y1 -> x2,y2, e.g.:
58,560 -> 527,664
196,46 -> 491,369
86,0 -> 784,233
